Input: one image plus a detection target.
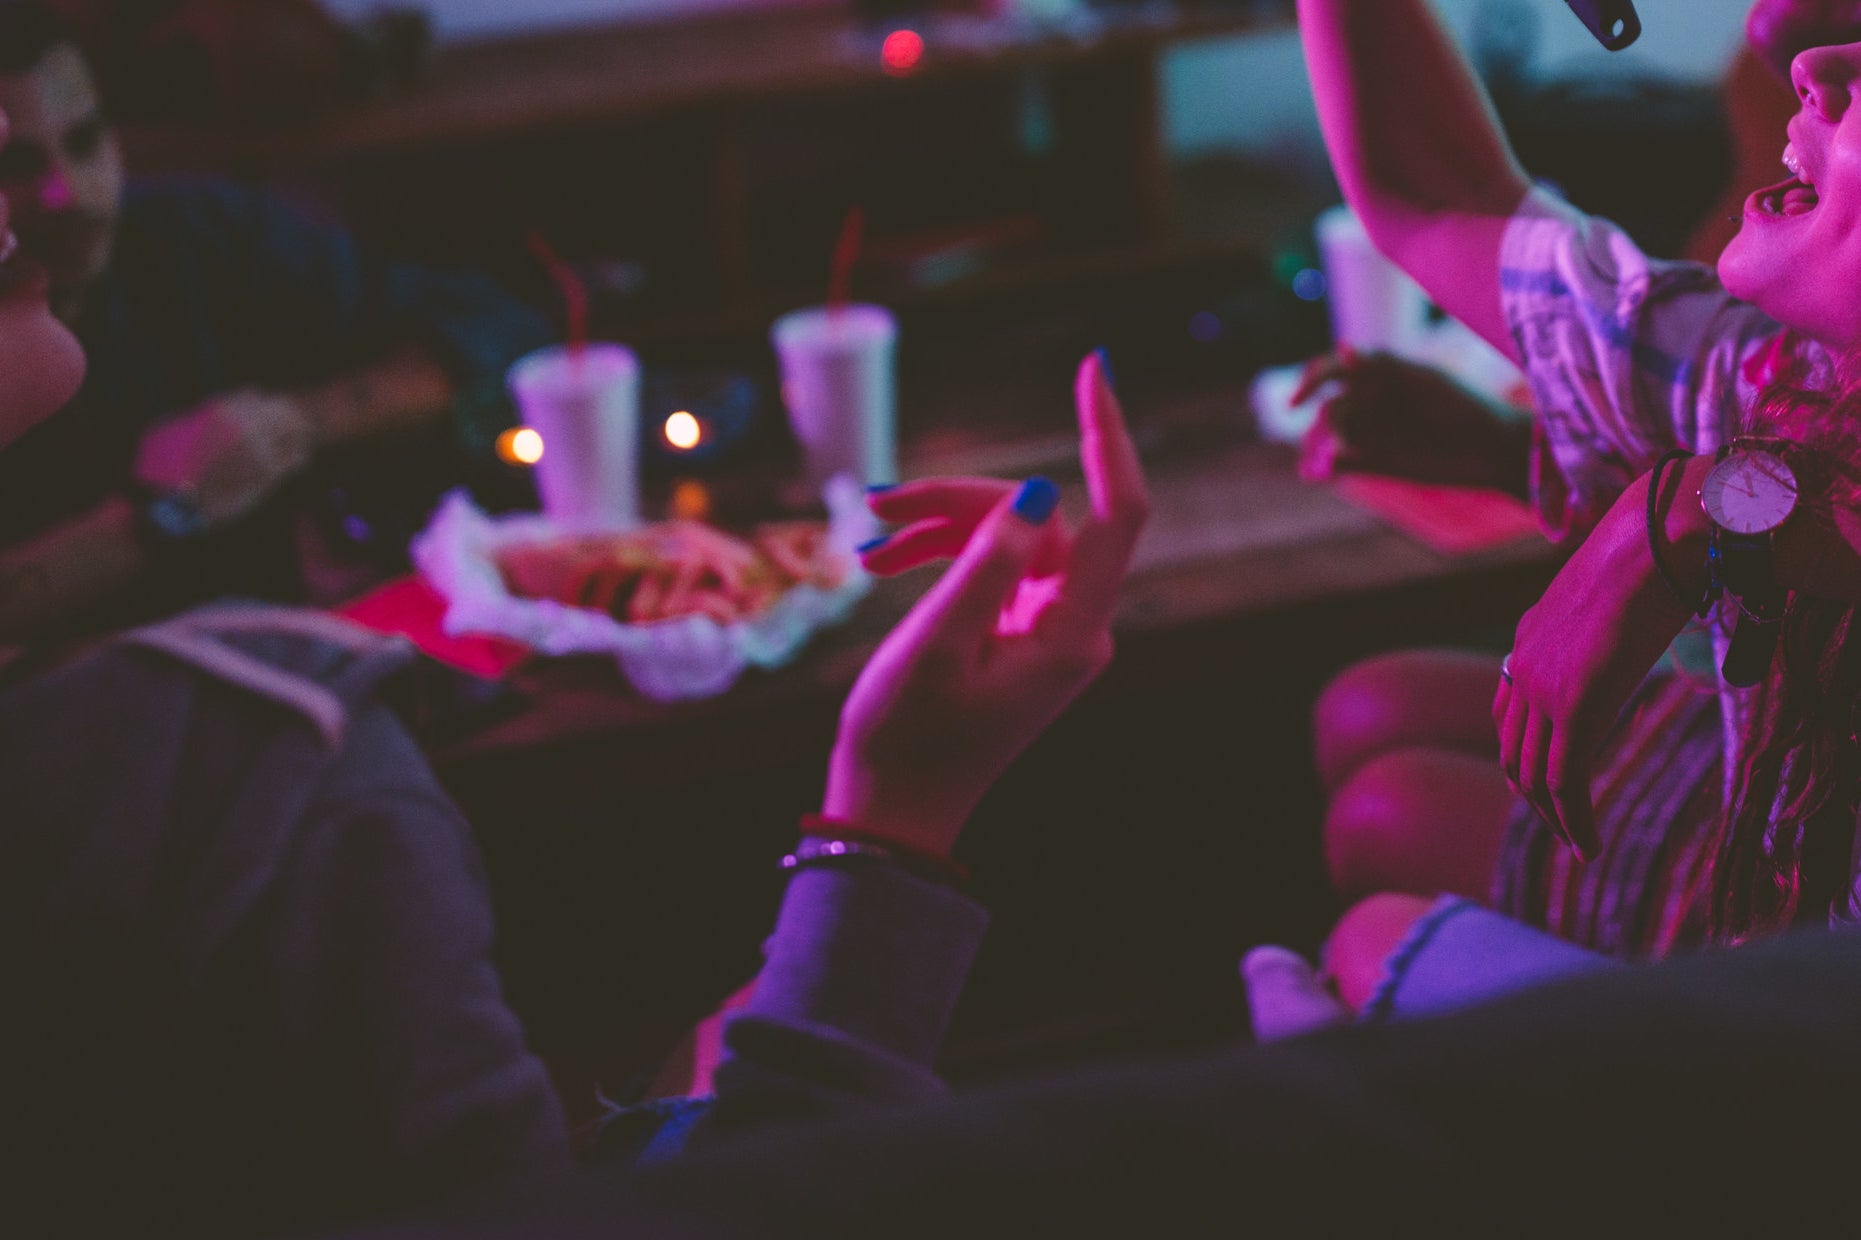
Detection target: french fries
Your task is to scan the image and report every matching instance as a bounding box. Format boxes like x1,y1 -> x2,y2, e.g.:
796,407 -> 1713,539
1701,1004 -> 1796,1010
494,519 -> 850,626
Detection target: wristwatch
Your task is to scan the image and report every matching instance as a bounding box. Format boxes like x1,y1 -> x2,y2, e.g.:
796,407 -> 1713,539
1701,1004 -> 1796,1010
1700,436 -> 1800,687
128,481 -> 209,546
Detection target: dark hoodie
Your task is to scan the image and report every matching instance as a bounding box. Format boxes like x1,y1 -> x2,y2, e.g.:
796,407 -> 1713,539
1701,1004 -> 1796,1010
0,606 -> 987,1237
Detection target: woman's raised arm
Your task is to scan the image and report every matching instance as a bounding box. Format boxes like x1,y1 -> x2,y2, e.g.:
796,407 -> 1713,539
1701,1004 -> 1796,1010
1297,0 -> 1532,362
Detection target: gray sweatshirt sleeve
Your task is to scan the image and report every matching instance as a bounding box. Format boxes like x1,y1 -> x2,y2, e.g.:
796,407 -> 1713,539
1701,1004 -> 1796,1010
261,788 -> 573,1214
703,861 -> 990,1131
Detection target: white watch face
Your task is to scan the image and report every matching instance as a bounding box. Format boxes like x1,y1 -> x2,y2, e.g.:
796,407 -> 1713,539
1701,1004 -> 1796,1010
1701,451 -> 1799,535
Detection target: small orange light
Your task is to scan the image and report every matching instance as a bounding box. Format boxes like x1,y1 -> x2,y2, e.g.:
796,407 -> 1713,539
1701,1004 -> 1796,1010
881,29 -> 923,77
670,479 -> 712,522
664,410 -> 703,451
496,426 -> 545,465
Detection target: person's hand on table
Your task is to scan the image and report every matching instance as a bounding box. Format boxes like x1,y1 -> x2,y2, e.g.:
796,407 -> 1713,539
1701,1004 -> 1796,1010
822,352 -> 1148,861
1293,346 -> 1531,494
1494,467 -> 1701,863
133,388 -> 315,526
1747,0 -> 1861,81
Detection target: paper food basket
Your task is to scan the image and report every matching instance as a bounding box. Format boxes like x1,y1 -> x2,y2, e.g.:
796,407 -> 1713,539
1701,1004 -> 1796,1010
411,476 -> 874,702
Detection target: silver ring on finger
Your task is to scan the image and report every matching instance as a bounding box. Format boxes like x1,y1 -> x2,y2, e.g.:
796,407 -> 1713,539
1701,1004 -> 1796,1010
1500,653 -> 1515,685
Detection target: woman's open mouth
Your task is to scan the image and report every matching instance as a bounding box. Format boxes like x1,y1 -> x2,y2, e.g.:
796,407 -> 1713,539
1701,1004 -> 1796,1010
1751,145 -> 1822,220
1753,176 -> 1821,218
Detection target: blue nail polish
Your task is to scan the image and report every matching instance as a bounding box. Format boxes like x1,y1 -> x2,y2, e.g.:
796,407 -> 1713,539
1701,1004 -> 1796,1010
856,535 -> 890,554
865,482 -> 897,495
1094,347 -> 1118,393
1012,476 -> 1060,525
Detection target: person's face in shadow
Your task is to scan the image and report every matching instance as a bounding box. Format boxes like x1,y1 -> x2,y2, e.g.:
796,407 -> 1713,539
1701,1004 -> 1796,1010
0,42 -> 122,323
0,105 -> 86,446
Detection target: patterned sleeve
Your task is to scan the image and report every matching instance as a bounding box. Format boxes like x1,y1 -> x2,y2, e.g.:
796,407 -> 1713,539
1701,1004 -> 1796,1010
1499,188 -> 1786,542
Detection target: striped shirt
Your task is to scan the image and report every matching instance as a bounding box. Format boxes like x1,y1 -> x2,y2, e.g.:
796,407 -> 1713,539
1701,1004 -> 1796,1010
1497,187 -> 1820,797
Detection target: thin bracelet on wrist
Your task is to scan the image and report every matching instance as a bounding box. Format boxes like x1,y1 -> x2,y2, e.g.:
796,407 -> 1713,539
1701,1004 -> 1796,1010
1647,449 -> 1715,618
782,837 -> 908,872
779,837 -> 972,887
789,814 -> 970,885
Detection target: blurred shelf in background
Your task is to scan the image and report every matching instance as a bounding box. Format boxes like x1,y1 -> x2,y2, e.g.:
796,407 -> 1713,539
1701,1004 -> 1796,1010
124,2 -> 1294,166
121,1 -> 1313,363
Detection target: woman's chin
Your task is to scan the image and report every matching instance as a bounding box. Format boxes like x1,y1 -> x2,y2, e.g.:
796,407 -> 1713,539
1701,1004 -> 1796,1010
44,324 -> 85,405
0,308 -> 84,447
1718,241 -> 1813,336
1717,236 -> 1759,303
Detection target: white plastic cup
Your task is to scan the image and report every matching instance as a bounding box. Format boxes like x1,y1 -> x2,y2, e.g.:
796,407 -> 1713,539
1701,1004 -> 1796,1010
1314,204 -> 1430,355
508,343 -> 640,529
772,304 -> 898,490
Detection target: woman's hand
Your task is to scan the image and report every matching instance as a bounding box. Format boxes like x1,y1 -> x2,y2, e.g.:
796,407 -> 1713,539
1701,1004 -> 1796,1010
1495,469 -> 1701,861
133,389 -> 315,525
822,352 -> 1148,859
1293,347 -> 1532,497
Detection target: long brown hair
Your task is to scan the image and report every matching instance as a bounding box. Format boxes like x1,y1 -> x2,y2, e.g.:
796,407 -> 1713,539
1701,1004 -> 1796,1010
1709,352 -> 1861,942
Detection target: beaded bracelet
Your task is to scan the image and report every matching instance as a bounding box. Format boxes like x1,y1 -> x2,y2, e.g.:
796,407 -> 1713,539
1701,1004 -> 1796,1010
1647,448 -> 1716,618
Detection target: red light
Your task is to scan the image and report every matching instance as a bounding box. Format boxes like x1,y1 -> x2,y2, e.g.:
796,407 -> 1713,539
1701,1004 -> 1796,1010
882,29 -> 924,76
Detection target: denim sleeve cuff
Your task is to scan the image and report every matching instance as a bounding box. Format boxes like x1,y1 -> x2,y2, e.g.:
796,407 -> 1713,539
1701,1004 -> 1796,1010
1362,895 -> 1620,1024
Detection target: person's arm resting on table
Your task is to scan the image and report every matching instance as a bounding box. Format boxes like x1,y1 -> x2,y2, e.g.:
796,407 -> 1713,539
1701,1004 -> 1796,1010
290,343 -> 459,449
0,191 -> 551,642
0,379 -> 328,643
0,343 -> 464,643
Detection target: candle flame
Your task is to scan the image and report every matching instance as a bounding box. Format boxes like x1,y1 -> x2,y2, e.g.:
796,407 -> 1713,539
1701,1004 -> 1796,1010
664,411 -> 703,451
671,479 -> 712,522
497,427 -> 545,465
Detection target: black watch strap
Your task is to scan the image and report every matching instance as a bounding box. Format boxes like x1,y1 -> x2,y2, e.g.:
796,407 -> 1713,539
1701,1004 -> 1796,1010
1722,614 -> 1783,688
1703,439 -> 1803,688
1708,524 -> 1787,688
1710,527 -> 1784,615
128,483 -> 209,546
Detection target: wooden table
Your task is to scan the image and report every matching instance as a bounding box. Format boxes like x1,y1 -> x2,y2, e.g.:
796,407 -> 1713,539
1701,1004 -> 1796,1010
436,428 -> 1559,780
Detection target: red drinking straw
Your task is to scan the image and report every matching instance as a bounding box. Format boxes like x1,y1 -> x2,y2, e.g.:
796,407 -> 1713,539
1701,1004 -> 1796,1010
828,204 -> 865,319
526,230 -> 589,360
